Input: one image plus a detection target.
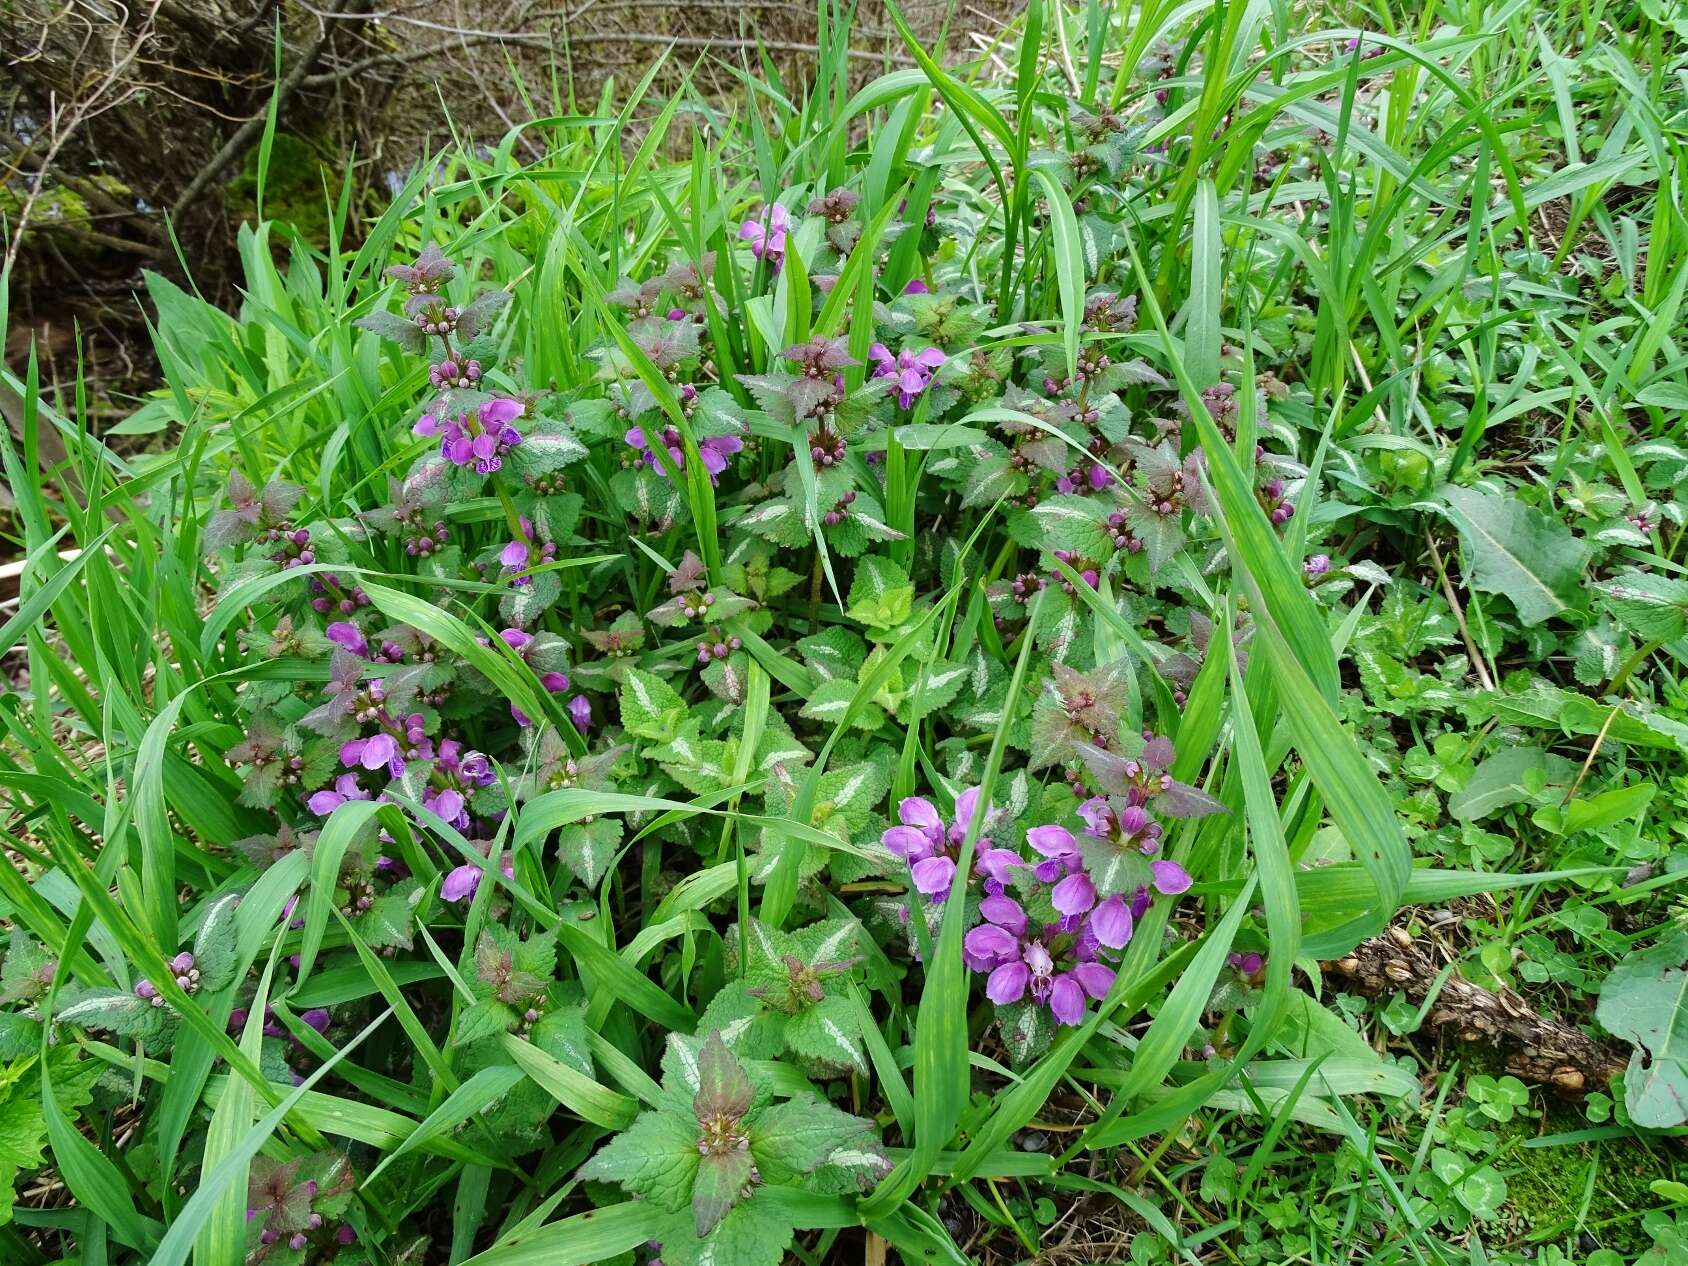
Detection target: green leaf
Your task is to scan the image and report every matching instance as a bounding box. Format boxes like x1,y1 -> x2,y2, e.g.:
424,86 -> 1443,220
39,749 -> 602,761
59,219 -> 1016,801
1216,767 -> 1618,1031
1448,747 -> 1573,821
694,1030 -> 754,1119
783,995 -> 869,1076
751,1094 -> 880,1184
619,667 -> 690,742
1030,168 -> 1084,379
557,817 -> 624,889
1595,568 -> 1688,642
996,1001 -> 1056,1067
456,1202 -> 666,1266
577,1107 -> 701,1212
502,1033 -> 638,1131
665,1196 -> 796,1266
846,556 -> 915,629
691,1148 -> 755,1237
56,990 -> 168,1041
1437,485 -> 1591,627
191,892 -> 242,992
1596,931 -> 1688,1128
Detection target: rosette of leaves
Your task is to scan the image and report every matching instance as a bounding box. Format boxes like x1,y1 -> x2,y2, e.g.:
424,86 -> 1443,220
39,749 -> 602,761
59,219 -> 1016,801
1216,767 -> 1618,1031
227,714 -> 335,811
807,188 -> 863,255
517,731 -> 630,889
457,926 -> 564,1044
1028,659 -> 1133,772
646,551 -> 756,628
244,1151 -> 357,1262
230,821 -> 317,871
203,471 -> 306,553
1071,736 -> 1226,894
715,917 -> 872,1076
298,650 -> 434,744
719,537 -> 806,607
734,460 -> 905,557
455,953 -> 597,1150
354,245 -> 510,356
874,288 -> 990,364
54,892 -> 243,1049
1152,610 -> 1251,706
579,1031 -> 887,1266
571,613 -> 647,689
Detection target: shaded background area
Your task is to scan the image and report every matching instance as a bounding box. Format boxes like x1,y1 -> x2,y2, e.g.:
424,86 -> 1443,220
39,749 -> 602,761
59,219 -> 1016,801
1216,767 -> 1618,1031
0,0 -> 1016,415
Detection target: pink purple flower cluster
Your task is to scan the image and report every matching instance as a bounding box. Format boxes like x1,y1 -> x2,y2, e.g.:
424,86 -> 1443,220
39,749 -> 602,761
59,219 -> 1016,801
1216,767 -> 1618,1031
738,203 -> 791,269
134,951 -> 200,1005
880,775 -> 1197,1027
962,895 -> 1119,1025
415,397 -> 526,473
881,788 -> 1024,900
500,518 -> 558,586
868,342 -> 946,408
624,419 -> 743,484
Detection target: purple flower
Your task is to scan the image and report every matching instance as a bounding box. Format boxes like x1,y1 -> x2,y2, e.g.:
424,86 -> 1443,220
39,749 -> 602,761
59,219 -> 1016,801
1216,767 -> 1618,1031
341,732 -> 405,778
903,278 -> 931,295
1028,823 -> 1082,883
568,694 -> 593,732
440,853 -> 514,902
1304,554 -> 1331,577
624,423 -> 743,485
325,621 -> 369,657
739,203 -> 791,269
307,773 -> 371,815
1091,895 -> 1134,948
1150,858 -> 1192,895
868,342 -> 946,408
440,865 -> 481,902
416,397 -> 525,474
963,895 -> 1117,1026
1051,871 -> 1096,916
880,787 -> 1008,901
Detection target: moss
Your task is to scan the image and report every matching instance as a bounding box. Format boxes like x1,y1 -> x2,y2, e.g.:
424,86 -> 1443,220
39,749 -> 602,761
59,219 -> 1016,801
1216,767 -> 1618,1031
1498,1109 -> 1681,1256
226,133 -> 341,246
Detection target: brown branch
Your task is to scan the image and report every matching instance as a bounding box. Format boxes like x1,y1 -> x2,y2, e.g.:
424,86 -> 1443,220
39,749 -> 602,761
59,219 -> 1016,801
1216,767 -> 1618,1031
1325,926 -> 1625,1093
3,1 -> 162,276
168,0 -> 370,222
301,28 -> 912,88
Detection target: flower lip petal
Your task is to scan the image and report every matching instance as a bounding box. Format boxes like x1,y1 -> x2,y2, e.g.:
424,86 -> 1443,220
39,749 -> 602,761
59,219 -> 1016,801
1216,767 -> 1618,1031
985,961 -> 1030,1005
897,796 -> 944,833
1091,895 -> 1135,948
439,864 -> 481,902
1150,858 -> 1192,895
910,855 -> 957,898
1071,961 -> 1115,1001
881,825 -> 933,860
1048,974 -> 1086,1025
1051,872 -> 1097,917
1026,823 -> 1077,859
481,397 -> 523,427
974,848 -> 1024,884
964,923 -> 1018,967
978,893 -> 1028,936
